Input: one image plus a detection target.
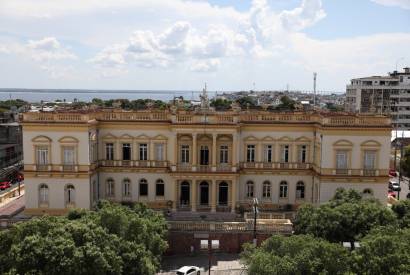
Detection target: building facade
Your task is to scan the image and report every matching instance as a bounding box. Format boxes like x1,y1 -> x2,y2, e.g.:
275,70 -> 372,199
21,110 -> 391,215
345,67 -> 410,129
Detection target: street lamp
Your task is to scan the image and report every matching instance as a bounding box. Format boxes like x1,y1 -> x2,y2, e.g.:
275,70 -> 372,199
253,198 -> 259,246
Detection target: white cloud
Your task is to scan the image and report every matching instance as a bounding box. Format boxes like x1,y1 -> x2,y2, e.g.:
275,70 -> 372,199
280,0 -> 326,31
190,58 -> 220,72
26,37 -> 77,61
371,0 -> 410,10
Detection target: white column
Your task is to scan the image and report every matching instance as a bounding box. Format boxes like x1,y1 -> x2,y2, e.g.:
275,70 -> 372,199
231,179 -> 237,213
211,179 -> 217,212
191,180 -> 197,212
173,179 -> 178,212
212,133 -> 217,171
192,133 -> 197,171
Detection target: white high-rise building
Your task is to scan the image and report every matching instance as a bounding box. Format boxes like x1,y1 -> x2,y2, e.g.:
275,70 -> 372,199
346,67 -> 410,129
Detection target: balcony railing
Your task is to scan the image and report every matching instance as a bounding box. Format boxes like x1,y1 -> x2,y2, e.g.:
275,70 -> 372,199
36,164 -> 49,171
363,169 -> 376,176
62,164 -> 76,171
168,220 -> 293,234
335,169 -> 348,175
22,110 -> 391,127
240,162 -> 312,170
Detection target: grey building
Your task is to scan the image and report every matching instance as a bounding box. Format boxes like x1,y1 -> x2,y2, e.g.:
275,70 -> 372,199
345,67 -> 410,129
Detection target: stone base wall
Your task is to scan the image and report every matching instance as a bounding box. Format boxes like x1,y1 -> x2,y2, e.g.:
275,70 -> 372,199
166,232 -> 274,255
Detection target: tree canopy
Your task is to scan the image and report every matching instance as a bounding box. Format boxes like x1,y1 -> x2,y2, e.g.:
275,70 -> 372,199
0,201 -> 168,275
241,235 -> 351,275
293,188 -> 396,242
210,98 -> 232,111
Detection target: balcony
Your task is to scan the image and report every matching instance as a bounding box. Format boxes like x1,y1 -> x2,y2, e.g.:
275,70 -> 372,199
99,160 -> 169,168
62,165 -> 76,172
240,162 -> 312,170
335,169 -> 348,175
36,164 -> 50,171
363,169 -> 377,176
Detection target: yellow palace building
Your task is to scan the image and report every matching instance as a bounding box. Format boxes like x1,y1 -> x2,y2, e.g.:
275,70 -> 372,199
21,104 -> 391,215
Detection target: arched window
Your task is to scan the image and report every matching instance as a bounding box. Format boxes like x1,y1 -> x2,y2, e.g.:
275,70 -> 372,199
246,181 -> 254,198
65,184 -> 75,205
263,181 -> 271,198
296,181 -> 305,199
219,181 -> 228,205
279,181 -> 288,198
123,179 -> 131,197
39,184 -> 49,205
106,178 -> 115,197
139,178 -> 148,196
156,179 -> 165,197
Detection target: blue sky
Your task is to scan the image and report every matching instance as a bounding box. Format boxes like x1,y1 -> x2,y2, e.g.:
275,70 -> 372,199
0,0 -> 409,92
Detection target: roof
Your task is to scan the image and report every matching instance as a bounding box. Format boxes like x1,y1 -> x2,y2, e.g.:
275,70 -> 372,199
391,137 -> 410,147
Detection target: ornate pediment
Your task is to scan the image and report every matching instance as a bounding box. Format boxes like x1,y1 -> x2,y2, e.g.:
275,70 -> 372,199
333,139 -> 353,147
32,135 -> 52,143
361,140 -> 381,147
102,133 -> 117,140
58,136 -> 79,143
244,135 -> 258,142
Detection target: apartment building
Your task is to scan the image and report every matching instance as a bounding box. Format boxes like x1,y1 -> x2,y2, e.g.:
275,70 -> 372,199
345,67 -> 410,129
21,108 -> 391,215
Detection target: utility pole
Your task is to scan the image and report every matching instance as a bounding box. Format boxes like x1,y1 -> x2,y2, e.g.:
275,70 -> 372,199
313,72 -> 317,108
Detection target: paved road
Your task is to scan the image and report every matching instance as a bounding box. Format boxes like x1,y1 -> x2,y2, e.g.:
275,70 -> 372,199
391,176 -> 410,199
157,253 -> 247,275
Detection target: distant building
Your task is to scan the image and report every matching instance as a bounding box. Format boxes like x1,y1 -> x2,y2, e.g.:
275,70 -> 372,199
345,67 -> 410,129
0,122 -> 22,169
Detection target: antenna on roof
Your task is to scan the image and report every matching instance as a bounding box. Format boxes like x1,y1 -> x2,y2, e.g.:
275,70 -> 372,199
313,72 -> 317,107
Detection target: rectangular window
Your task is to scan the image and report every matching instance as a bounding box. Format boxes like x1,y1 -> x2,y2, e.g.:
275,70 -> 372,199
105,143 -> 114,160
139,143 -> 148,161
246,184 -> 254,198
156,183 -> 165,196
364,150 -> 376,169
155,143 -> 164,161
247,145 -> 255,162
36,146 -> 49,165
122,143 -> 131,160
264,145 -> 273,162
220,145 -> 229,164
263,183 -> 271,198
299,145 -> 307,163
336,150 -> 348,169
279,184 -> 288,198
139,182 -> 148,196
281,145 -> 289,163
181,145 -> 190,163
63,147 -> 75,164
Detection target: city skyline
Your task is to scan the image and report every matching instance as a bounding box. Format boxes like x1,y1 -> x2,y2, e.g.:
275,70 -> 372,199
0,0 -> 409,92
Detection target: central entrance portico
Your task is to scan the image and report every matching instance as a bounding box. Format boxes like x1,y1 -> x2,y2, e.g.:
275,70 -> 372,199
173,175 -> 237,213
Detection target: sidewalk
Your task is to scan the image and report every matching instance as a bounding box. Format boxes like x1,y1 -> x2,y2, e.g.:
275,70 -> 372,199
0,194 -> 25,218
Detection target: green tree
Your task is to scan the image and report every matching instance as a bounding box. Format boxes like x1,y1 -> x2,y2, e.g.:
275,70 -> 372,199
236,96 -> 257,109
241,235 -> 351,275
392,199 -> 410,228
294,189 -> 396,242
0,201 -> 167,275
91,98 -> 104,106
352,227 -> 410,274
277,95 -> 296,110
400,145 -> 410,177
210,98 -> 232,111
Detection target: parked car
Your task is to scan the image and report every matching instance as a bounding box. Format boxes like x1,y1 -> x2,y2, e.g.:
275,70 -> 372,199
0,180 -> 11,190
389,180 -> 401,191
176,266 -> 200,275
389,169 -> 397,177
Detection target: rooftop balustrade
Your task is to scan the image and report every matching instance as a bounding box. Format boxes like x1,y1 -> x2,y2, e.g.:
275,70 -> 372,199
21,110 -> 391,127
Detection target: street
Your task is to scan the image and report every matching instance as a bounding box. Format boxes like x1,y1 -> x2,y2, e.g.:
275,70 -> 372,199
391,176 -> 410,200
157,253 -> 246,275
